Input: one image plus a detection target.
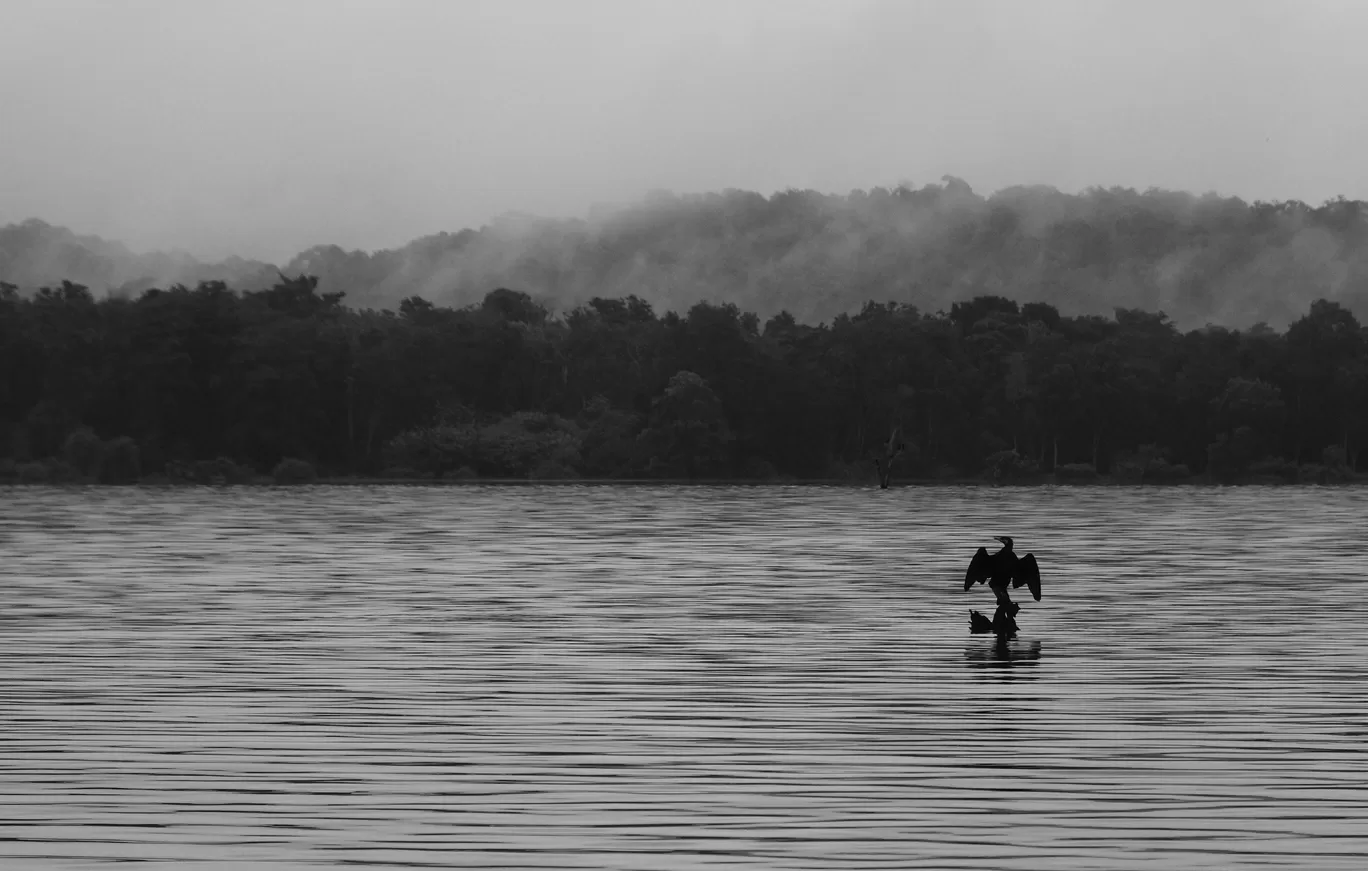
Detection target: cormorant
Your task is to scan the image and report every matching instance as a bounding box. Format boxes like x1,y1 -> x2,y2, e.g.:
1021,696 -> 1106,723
964,536 -> 1041,634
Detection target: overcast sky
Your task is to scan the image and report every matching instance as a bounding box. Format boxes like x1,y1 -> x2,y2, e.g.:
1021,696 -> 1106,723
2,0 -> 1365,261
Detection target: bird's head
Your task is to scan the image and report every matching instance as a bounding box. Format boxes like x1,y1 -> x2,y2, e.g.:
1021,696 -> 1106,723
994,536 -> 1014,549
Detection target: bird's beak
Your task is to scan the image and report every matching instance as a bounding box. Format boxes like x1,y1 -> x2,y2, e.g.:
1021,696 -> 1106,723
993,536 -> 1006,544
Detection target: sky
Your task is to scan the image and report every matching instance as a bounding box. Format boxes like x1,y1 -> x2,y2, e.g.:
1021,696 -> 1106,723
2,0 -> 1366,262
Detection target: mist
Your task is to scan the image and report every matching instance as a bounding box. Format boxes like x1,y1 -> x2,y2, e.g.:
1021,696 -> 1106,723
7,179 -> 1368,331
2,0 -> 1367,263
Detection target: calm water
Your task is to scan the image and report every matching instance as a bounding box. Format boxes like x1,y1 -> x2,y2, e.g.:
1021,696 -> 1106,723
1,485 -> 1366,870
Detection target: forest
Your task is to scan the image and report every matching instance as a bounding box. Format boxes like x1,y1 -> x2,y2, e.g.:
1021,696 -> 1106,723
5,180 -> 1368,331
0,274 -> 1363,486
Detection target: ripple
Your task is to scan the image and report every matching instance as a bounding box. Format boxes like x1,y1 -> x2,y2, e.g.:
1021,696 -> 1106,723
1,485 -> 1366,869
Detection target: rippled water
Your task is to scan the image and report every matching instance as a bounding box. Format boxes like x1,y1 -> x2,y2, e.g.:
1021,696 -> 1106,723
2,484 -> 1366,869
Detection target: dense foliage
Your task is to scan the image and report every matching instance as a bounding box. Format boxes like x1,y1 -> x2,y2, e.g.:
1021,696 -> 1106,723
1,275 -> 1364,485
6,181 -> 1368,330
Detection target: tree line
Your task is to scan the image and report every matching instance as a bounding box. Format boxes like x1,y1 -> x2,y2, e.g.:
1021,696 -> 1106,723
0,274 -> 1364,485
7,182 -> 1368,332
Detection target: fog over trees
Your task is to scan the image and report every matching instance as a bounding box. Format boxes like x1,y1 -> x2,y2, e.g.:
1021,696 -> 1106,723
5,179 -> 1368,330
4,179 -> 1368,485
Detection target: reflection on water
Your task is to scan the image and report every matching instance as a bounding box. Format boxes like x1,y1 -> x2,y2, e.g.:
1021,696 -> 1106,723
964,637 -> 1043,676
2,484 -> 1367,869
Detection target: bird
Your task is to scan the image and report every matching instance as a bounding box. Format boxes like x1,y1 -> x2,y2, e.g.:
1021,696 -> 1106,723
964,536 -> 1041,633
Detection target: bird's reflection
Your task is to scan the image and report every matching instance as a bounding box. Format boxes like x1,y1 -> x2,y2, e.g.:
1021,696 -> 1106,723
964,637 -> 1042,679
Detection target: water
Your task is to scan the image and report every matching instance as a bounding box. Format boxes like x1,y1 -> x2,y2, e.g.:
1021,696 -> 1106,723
2,485 -> 1366,870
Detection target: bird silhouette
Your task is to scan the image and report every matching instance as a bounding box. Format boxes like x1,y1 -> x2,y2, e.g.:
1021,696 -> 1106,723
964,536 -> 1041,633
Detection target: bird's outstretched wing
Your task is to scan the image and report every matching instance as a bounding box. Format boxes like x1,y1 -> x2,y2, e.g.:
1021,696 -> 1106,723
964,547 -> 991,591
1016,553 -> 1041,601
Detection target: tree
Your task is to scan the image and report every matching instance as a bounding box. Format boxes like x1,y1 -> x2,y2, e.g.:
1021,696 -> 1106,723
1286,300 -> 1362,461
638,371 -> 733,478
1206,377 -> 1286,479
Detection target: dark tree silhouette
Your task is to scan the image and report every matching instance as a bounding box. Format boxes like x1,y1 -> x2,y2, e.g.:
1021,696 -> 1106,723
1,272 -> 1366,485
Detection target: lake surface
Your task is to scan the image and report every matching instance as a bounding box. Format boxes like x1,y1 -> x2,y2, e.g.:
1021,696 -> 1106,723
1,485 -> 1366,869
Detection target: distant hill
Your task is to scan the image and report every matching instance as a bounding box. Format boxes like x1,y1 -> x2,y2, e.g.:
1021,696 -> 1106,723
7,179 -> 1368,328
0,219 -> 278,298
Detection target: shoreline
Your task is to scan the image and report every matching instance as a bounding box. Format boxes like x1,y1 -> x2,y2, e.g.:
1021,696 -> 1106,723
3,474 -> 1363,488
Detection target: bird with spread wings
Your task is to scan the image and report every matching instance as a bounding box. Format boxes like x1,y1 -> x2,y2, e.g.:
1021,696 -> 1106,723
964,536 -> 1041,633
